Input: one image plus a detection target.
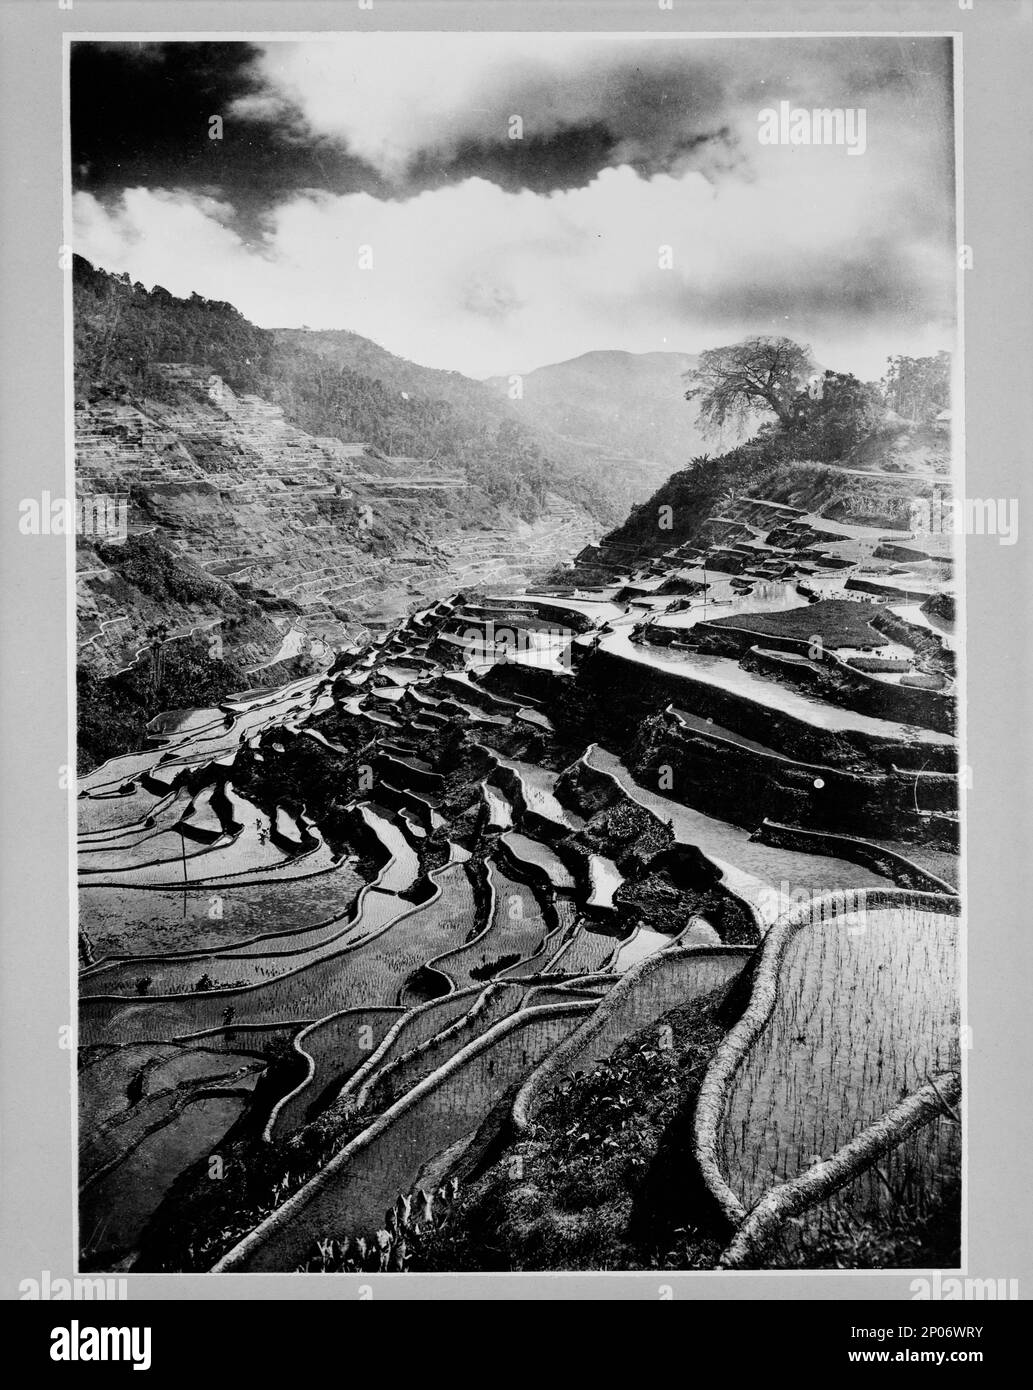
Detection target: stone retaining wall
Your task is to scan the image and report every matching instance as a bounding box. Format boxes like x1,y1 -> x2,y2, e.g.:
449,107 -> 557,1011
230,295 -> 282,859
746,646 -> 955,736
578,648 -> 955,773
512,943 -> 753,1133
753,820 -> 958,895
719,1073 -> 961,1268
213,1000 -> 593,1272
694,888 -> 961,1229
264,1005 -> 407,1141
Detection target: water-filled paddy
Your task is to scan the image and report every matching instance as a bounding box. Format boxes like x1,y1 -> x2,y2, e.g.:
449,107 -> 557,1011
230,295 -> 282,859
612,926 -> 671,972
501,831 -> 576,891
79,855 -> 366,961
718,904 -> 958,1208
80,1095 -> 248,1267
599,625 -> 954,745
431,861 -> 548,986
586,745 -> 893,926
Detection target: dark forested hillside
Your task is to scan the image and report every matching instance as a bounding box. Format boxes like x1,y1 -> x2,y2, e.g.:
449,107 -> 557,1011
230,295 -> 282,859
73,255 -> 275,393
284,331 -> 707,521
73,258 -> 646,524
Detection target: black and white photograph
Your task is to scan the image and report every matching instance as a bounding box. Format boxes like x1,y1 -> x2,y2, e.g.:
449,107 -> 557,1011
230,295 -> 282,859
69,29 -> 966,1278
1,0 -> 1031,1337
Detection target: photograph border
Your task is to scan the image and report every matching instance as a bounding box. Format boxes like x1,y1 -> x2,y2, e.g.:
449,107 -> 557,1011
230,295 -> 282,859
1,0 -> 1029,1303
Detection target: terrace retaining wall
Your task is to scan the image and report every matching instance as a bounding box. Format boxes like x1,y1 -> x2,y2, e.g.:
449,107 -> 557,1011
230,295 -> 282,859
629,714 -> 955,841
753,821 -> 958,895
333,988 -> 487,1113
355,984 -> 526,1115
745,646 -> 955,736
213,1000 -> 593,1272
719,1072 -> 961,1268
694,888 -> 961,1229
264,1005 -> 406,1141
577,648 -> 955,773
512,943 -> 754,1133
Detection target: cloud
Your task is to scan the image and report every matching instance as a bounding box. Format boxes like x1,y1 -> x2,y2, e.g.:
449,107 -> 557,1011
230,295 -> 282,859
230,35 -> 748,195
70,40 -> 390,237
71,35 -> 956,378
73,144 -> 954,382
228,34 -> 951,200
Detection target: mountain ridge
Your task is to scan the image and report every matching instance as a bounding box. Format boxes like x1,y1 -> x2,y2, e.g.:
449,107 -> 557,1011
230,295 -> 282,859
72,260 -> 613,765
272,330 -> 704,521
485,348 -> 705,478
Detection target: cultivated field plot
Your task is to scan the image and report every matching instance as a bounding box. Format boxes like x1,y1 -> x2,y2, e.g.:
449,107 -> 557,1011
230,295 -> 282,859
586,745 -> 892,925
549,922 -> 621,975
80,861 -> 478,1047
79,858 -> 366,961
355,986 -> 526,1117
81,1095 -> 249,1265
266,1004 -> 405,1138
500,831 -> 576,891
489,753 -> 585,833
79,1044 -> 263,1182
78,787 -> 193,848
313,993 -> 481,1117
214,1002 -> 593,1271
708,598 -> 897,650
74,460 -> 962,1274
430,861 -> 549,986
714,901 -> 959,1212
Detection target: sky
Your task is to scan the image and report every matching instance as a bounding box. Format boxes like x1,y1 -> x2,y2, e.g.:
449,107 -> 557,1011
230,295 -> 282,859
71,35 -> 956,381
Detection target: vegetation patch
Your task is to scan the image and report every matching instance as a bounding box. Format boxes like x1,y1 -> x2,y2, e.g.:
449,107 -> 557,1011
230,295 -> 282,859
77,634 -> 314,773
405,994 -> 735,1271
708,599 -> 890,650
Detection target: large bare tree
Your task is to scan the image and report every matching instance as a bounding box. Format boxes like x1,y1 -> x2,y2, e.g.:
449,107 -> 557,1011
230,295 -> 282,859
684,336 -> 815,436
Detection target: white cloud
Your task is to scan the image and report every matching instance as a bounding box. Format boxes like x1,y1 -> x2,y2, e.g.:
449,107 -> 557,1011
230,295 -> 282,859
233,35 -> 635,179
74,187 -> 246,284
74,132 -> 953,383
73,35 -> 955,380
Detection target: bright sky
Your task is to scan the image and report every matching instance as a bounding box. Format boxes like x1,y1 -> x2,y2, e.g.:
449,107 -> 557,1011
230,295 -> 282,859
72,34 -> 957,380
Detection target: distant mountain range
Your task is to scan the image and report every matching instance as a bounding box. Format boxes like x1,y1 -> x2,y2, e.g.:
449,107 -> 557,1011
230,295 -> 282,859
487,349 -> 705,472
276,332 -> 707,517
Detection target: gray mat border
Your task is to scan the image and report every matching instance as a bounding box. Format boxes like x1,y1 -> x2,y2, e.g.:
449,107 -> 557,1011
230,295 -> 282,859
1,0 -> 1030,1300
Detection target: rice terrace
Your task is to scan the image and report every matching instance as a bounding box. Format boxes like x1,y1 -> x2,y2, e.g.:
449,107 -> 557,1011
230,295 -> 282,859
71,33 -> 963,1277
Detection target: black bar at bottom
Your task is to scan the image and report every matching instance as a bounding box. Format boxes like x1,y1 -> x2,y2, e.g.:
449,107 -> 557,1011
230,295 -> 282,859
2,1296 -> 1024,1373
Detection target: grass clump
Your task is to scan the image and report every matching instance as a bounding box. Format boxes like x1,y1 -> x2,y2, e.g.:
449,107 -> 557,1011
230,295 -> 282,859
407,994 -> 735,1271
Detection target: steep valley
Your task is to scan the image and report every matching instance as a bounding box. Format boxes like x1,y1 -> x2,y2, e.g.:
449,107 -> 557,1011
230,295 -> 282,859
74,259 -> 720,771
77,443 -> 961,1273
76,364 -> 598,681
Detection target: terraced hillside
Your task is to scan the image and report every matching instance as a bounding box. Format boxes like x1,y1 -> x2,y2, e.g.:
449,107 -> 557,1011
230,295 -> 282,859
78,459 -> 961,1273
77,363 -> 597,679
